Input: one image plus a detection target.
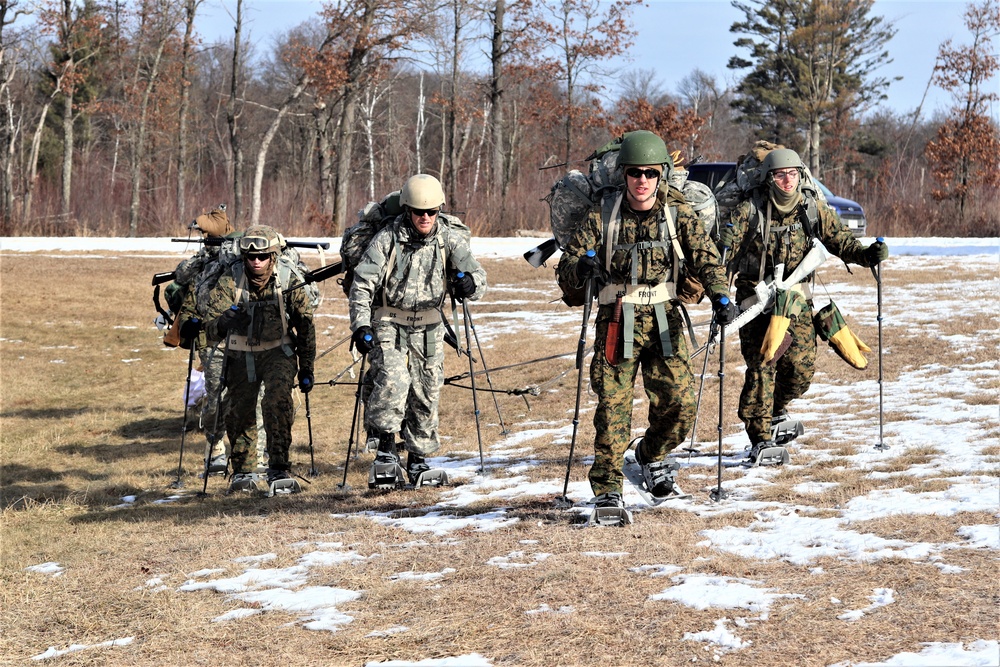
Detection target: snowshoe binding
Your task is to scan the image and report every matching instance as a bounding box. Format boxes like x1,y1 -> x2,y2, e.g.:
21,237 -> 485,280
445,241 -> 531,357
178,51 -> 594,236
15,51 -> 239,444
770,412 -> 804,445
368,433 -> 405,490
407,453 -> 448,488
266,468 -> 301,497
624,441 -> 693,505
228,472 -> 262,494
745,439 -> 790,467
200,451 -> 228,478
587,492 -> 633,527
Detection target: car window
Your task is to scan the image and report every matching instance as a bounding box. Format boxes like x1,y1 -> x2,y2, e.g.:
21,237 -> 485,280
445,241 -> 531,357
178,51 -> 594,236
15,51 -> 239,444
815,180 -> 834,198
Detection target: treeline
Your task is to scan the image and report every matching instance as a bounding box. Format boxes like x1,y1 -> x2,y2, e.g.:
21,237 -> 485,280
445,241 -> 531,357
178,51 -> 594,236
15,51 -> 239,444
1,0 -> 997,239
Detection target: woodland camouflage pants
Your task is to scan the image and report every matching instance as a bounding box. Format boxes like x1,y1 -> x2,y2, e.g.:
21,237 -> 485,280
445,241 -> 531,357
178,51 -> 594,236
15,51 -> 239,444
588,308 -> 696,497
737,307 -> 817,443
224,348 -> 297,473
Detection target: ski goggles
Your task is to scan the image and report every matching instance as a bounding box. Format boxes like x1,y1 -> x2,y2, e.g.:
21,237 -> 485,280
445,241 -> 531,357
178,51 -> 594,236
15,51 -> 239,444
624,167 -> 661,180
239,235 -> 274,253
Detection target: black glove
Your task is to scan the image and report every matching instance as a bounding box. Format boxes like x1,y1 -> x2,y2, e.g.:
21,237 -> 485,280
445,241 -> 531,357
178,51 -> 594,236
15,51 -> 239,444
712,295 -> 738,326
864,240 -> 888,266
298,368 -> 314,394
450,271 -> 477,300
575,250 -> 605,285
352,326 -> 375,355
179,318 -> 202,341
214,305 -> 250,336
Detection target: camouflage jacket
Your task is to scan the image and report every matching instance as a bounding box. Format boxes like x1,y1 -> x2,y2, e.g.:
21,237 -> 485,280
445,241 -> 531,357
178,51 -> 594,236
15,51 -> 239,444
726,189 -> 869,293
203,266 -> 316,373
349,215 -> 487,330
557,185 -> 729,322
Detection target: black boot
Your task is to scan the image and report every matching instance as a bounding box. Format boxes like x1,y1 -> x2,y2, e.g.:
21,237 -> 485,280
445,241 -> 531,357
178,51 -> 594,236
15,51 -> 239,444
407,452 -> 431,485
375,432 -> 398,464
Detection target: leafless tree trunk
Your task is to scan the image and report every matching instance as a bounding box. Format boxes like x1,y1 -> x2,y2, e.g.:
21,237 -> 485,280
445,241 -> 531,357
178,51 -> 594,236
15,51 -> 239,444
415,72 -> 427,173
176,0 -> 200,219
227,0 -> 245,226
127,5 -> 176,236
488,0 -> 507,202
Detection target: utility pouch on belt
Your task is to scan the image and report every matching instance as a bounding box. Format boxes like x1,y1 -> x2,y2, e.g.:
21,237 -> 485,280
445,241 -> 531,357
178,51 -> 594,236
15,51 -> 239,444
814,301 -> 871,370
605,296 -> 624,366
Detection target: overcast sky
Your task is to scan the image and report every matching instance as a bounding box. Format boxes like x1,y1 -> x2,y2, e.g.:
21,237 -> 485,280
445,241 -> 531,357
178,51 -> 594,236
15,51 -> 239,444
196,0 -> 994,119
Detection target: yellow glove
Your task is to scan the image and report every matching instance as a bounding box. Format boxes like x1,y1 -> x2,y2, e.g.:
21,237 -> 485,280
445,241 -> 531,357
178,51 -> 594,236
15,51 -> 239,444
760,315 -> 792,365
829,326 -> 872,370
813,300 -> 872,370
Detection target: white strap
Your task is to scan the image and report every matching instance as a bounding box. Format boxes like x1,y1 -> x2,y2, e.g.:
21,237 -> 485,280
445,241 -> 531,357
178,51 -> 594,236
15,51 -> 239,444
598,281 -> 677,306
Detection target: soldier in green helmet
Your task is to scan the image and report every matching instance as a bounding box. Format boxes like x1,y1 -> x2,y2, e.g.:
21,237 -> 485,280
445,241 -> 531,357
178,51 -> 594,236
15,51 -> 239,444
719,147 -> 888,465
557,130 -> 736,517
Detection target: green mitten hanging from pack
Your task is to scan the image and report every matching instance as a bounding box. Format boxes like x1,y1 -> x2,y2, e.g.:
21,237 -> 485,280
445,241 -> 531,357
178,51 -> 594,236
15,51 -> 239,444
814,301 -> 871,370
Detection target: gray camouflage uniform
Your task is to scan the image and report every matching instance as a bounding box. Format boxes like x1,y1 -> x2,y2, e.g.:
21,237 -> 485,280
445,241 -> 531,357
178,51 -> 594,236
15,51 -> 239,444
349,215 -> 486,457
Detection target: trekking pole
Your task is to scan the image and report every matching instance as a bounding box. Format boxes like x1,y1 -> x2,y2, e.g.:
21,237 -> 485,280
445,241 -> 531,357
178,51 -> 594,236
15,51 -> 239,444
691,238 -> 730,454
199,308 -> 235,497
304,390 -> 318,476
457,282 -> 509,435
461,300 -> 487,473
557,252 -> 596,507
709,297 -> 731,502
710,236 -> 733,501
170,335 -> 199,489
871,241 -> 888,452
338,344 -> 369,489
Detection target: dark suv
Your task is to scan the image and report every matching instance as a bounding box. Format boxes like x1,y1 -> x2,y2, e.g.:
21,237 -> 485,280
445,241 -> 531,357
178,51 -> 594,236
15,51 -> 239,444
685,162 -> 868,237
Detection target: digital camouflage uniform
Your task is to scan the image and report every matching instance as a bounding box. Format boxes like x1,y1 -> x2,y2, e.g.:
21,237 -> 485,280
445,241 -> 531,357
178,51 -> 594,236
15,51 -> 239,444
726,192 -> 872,443
349,215 -> 486,457
558,185 -> 729,497
204,263 -> 315,475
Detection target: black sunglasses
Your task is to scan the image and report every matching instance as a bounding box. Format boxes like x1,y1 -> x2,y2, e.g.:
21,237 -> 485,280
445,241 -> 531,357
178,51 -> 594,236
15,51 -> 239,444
411,208 -> 440,217
245,253 -> 270,261
625,167 -> 661,180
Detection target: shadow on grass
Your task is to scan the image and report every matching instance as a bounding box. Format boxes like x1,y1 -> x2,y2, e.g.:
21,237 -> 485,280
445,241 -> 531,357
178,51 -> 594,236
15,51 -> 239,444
1,462 -> 113,510
0,406 -> 90,420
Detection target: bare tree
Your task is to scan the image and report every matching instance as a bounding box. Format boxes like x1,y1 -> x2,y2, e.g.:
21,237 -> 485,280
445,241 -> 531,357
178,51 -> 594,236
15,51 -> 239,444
176,0 -> 201,219
535,0 -> 640,165
925,0 -> 1000,226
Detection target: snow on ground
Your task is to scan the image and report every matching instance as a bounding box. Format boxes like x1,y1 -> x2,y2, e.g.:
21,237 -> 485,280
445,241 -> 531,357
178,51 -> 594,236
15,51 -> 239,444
12,237 -> 998,666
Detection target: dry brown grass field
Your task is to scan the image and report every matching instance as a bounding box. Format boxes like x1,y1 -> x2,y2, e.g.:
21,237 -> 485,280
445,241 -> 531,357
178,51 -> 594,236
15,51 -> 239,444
1,247 -> 997,667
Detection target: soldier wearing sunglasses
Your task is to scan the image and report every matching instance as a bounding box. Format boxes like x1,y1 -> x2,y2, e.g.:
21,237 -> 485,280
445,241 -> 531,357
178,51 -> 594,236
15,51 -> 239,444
204,225 -> 316,494
557,130 -> 735,515
349,174 -> 486,488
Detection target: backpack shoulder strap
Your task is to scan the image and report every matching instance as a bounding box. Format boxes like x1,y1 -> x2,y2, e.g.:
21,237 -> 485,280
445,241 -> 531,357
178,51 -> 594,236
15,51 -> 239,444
662,204 -> 684,286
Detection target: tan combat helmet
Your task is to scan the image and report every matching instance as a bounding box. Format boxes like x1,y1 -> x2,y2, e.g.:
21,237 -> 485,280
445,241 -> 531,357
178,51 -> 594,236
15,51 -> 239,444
239,225 -> 282,257
399,174 -> 446,210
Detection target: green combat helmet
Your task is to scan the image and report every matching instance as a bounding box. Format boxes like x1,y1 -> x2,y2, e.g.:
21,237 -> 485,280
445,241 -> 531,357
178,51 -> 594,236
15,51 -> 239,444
617,130 -> 672,169
760,148 -> 803,175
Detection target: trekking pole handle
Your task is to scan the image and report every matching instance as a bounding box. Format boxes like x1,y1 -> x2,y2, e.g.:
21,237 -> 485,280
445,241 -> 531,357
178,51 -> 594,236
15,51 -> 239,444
870,237 -> 884,282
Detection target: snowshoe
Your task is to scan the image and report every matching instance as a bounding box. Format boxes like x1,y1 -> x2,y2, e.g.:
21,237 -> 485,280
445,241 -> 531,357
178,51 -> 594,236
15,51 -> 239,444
623,444 -> 693,505
369,453 -> 405,489
744,440 -> 790,467
228,472 -> 261,494
406,453 -> 448,488
266,468 -> 301,497
200,452 -> 228,478
770,413 -> 804,445
586,492 -> 632,527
